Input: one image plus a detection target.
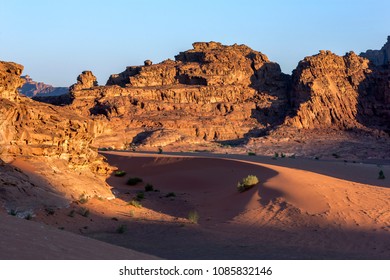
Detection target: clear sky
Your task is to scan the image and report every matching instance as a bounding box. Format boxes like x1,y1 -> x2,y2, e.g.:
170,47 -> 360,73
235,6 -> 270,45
1,0 -> 389,86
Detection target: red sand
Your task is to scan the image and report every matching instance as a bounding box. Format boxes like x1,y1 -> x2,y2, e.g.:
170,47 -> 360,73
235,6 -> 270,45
3,151 -> 389,259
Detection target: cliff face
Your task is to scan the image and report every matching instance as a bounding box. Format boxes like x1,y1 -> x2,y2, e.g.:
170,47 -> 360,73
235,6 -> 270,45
286,51 -> 368,129
0,60 -> 113,214
0,61 -> 24,101
69,42 -> 290,148
285,50 -> 390,133
19,75 -> 68,97
33,39 -> 390,152
360,36 -> 390,66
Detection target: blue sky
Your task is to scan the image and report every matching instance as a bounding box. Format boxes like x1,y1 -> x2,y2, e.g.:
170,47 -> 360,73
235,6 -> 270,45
1,0 -> 389,86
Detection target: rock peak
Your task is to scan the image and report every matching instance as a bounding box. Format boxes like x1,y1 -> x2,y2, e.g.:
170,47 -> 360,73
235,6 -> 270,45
360,35 -> 390,66
0,61 -> 24,101
70,70 -> 98,91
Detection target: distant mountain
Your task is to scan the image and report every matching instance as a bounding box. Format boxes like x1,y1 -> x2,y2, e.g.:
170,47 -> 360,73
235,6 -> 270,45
19,75 -> 68,97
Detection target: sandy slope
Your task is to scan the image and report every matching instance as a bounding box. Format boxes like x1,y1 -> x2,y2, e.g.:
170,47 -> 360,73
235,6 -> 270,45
0,213 -> 158,259
3,151 -> 388,259
94,151 -> 390,259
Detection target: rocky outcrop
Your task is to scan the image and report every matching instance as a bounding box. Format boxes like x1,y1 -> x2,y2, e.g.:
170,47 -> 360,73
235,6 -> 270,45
285,50 -> 390,133
19,75 -> 68,97
360,36 -> 390,66
285,51 -> 368,129
0,60 -> 113,213
0,61 -> 24,101
70,71 -> 98,91
34,39 -> 390,152
70,42 -> 289,148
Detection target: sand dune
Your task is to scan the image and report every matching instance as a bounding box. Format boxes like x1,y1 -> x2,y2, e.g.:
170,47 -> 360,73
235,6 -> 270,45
0,213 -> 159,260
95,151 -> 390,259
6,151 -> 388,259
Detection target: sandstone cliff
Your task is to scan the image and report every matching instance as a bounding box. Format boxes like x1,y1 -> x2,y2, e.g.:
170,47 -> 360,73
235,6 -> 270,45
360,36 -> 390,66
285,50 -> 390,133
69,42 -> 289,148
0,61 -> 113,214
33,39 -> 390,156
19,75 -> 68,97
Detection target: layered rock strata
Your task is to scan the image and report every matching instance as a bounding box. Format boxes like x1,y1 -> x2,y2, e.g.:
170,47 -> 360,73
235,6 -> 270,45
19,75 -> 68,97
285,50 -> 390,133
0,61 -> 113,213
69,42 -> 290,148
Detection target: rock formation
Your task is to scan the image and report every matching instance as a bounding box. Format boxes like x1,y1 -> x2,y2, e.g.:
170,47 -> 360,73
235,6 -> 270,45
69,42 -> 290,148
285,50 -> 390,133
0,61 -> 23,102
33,38 -> 390,153
70,71 -> 98,91
360,36 -> 390,66
0,60 -> 113,214
19,75 -> 68,97
285,51 -> 369,129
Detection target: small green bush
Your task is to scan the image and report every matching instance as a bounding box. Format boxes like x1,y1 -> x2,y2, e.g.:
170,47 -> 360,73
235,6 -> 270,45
136,192 -> 145,200
68,210 -> 75,217
188,210 -> 199,224
158,147 -> 163,154
45,207 -> 55,216
25,213 -> 32,220
248,152 -> 256,156
9,209 -> 17,216
145,183 -> 154,192
126,177 -> 143,186
378,170 -> 385,180
274,152 -> 279,158
116,224 -> 127,234
237,175 -> 259,192
165,192 -> 176,198
128,200 -> 142,208
281,153 -> 286,158
79,208 -> 90,217
114,170 -> 127,177
332,153 -> 340,159
78,194 -> 89,204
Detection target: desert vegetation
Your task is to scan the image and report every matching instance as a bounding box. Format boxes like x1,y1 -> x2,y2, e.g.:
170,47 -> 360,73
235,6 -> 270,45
237,175 -> 259,192
126,177 -> 143,185
114,170 -> 127,177
188,210 -> 199,224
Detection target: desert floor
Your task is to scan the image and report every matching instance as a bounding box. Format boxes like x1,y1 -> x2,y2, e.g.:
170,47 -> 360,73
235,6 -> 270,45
3,151 -> 390,259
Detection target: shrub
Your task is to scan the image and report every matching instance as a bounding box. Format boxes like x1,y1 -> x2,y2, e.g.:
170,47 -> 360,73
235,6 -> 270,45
237,175 -> 259,192
274,152 -> 279,158
68,210 -> 75,217
248,152 -> 256,156
114,170 -> 126,177
78,194 -> 89,204
136,192 -> 145,200
79,208 -> 90,217
45,207 -> 55,216
188,210 -> 199,224
378,170 -> 385,180
116,224 -> 127,234
145,183 -> 154,192
332,153 -> 340,159
158,147 -> 163,154
165,192 -> 176,198
281,153 -> 286,158
9,209 -> 18,216
128,200 -> 142,208
126,177 -> 143,186
25,213 -> 32,220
